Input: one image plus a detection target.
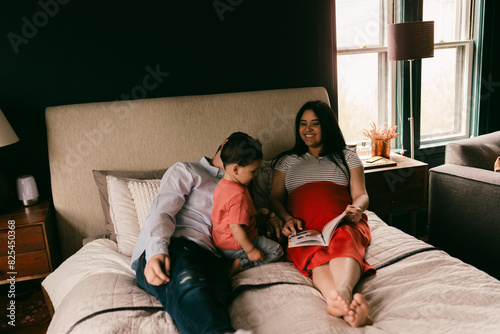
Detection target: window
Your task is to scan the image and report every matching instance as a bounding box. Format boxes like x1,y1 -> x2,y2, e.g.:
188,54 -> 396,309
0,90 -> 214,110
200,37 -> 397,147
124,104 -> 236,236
420,0 -> 473,144
336,0 -> 392,144
335,0 -> 475,152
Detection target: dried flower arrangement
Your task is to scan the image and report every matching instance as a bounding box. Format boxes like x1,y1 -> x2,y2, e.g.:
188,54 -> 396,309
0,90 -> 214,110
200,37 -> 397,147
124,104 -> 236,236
363,122 -> 400,141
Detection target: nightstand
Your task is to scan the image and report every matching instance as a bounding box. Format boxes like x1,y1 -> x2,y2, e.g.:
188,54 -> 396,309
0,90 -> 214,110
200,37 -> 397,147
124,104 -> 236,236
364,154 -> 428,236
0,199 -> 59,317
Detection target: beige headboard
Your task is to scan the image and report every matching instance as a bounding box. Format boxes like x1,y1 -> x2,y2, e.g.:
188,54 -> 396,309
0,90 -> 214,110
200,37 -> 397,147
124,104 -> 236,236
46,87 -> 330,259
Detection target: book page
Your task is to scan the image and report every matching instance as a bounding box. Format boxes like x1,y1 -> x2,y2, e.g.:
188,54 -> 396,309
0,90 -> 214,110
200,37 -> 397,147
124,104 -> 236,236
321,212 -> 346,243
288,230 -> 325,247
288,212 -> 346,248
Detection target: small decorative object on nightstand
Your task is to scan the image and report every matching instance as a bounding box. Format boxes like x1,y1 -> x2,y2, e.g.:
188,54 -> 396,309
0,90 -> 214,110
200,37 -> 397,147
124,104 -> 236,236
16,175 -> 39,206
356,140 -> 371,159
0,199 -> 59,317
362,122 -> 400,159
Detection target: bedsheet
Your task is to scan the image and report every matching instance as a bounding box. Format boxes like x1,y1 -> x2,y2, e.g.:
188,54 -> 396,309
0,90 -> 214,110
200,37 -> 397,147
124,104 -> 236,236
43,212 -> 500,333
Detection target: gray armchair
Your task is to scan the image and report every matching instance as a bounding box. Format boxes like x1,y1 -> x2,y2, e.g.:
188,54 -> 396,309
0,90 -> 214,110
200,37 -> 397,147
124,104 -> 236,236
428,131 -> 500,279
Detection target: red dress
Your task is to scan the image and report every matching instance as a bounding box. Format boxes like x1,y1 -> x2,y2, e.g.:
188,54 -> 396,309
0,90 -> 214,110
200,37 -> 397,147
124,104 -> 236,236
286,181 -> 375,278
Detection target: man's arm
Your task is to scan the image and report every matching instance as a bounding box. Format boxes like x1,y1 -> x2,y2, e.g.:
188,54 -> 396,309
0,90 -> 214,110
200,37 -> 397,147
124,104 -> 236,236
143,162 -> 193,259
142,162 -> 194,284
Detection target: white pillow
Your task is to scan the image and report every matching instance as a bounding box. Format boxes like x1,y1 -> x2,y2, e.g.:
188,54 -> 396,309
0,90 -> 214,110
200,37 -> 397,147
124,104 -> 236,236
128,179 -> 161,229
106,175 -> 160,256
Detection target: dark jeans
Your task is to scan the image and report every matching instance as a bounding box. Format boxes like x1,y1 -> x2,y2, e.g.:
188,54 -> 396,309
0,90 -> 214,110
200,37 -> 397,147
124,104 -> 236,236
136,238 -> 235,334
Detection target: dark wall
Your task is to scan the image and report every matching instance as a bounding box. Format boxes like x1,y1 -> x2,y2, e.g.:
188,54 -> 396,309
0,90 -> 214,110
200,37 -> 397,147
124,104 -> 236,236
479,0 -> 500,135
0,0 -> 336,200
1,0 -> 498,203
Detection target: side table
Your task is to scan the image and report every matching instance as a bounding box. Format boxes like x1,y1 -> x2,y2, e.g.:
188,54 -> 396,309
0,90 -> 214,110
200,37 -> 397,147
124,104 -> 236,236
364,154 -> 428,236
0,199 -> 59,317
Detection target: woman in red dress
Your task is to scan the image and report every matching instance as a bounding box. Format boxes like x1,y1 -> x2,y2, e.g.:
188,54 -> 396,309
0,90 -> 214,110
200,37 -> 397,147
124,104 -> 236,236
270,100 -> 375,327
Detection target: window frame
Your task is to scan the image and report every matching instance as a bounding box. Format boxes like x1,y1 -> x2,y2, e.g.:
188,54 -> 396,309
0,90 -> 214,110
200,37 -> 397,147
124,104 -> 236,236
337,46 -> 390,128
335,0 -> 479,155
419,40 -> 474,146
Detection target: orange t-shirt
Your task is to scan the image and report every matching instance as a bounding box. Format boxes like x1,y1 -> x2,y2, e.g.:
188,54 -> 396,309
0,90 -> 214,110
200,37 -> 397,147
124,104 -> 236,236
212,179 -> 258,250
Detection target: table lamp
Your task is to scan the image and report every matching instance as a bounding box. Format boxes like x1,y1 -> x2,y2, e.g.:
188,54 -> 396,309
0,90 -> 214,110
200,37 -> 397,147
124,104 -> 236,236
388,21 -> 434,159
0,109 -> 20,210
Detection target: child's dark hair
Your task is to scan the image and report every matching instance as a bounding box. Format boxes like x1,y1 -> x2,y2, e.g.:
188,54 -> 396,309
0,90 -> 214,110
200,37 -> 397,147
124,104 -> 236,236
221,132 -> 263,168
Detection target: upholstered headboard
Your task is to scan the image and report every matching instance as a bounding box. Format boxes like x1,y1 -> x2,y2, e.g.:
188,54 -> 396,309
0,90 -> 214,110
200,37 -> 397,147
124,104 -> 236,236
46,87 -> 330,259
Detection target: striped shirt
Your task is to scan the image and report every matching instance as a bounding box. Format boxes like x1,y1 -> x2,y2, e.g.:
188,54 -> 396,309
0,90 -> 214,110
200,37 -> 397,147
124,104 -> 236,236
274,149 -> 362,194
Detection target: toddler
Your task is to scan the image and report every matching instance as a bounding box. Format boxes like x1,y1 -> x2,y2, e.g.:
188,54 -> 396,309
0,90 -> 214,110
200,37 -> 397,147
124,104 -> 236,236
212,133 -> 283,274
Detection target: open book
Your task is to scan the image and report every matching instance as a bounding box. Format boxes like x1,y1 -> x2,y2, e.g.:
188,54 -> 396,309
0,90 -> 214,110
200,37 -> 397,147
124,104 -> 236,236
288,212 -> 346,248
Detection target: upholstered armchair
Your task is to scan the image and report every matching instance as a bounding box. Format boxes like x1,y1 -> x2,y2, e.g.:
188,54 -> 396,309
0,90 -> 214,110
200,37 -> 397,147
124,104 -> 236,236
428,131 -> 500,279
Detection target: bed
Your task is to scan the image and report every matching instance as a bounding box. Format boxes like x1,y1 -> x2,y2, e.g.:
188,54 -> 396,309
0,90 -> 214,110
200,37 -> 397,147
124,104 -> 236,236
42,87 -> 500,333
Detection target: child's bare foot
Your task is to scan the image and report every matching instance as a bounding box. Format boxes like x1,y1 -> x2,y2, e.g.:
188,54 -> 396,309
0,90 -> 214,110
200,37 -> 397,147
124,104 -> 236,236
230,259 -> 243,276
344,293 -> 372,327
326,287 -> 351,317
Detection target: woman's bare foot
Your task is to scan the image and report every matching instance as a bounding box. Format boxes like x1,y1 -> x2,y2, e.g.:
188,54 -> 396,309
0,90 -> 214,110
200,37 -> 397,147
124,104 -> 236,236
230,258 -> 243,276
344,293 -> 372,327
326,287 -> 351,317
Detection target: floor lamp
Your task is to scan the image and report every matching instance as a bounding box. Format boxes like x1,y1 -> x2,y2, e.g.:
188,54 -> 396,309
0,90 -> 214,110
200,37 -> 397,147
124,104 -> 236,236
388,21 -> 434,159
0,109 -> 19,210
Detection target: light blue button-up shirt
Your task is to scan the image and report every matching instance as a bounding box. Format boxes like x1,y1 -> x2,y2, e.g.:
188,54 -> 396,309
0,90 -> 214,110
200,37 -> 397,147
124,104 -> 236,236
131,157 -> 224,270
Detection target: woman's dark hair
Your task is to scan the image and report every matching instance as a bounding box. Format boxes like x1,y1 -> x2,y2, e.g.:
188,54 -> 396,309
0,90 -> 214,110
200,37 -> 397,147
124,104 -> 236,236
271,100 -> 350,180
221,132 -> 263,168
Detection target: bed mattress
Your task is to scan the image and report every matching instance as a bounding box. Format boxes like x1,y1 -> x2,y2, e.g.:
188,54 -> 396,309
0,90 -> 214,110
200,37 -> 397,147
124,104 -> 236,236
43,211 -> 500,334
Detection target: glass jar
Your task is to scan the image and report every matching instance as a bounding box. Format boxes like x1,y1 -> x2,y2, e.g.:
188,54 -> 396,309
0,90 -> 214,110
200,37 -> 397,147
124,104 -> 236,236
356,140 -> 371,159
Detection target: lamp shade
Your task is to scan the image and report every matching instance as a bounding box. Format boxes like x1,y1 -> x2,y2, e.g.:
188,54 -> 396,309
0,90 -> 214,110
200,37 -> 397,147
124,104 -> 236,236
387,21 -> 434,61
0,109 -> 19,147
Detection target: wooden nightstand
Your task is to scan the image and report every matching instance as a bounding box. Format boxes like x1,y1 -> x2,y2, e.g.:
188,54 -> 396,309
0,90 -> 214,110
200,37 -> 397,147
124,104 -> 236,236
364,154 -> 428,236
0,200 -> 59,317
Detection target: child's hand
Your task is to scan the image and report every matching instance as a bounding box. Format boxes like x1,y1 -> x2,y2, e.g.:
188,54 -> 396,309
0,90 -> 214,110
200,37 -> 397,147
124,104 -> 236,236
247,248 -> 264,262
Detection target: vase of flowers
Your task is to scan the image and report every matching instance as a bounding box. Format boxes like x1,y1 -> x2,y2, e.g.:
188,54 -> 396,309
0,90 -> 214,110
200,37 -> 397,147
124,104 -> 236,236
362,122 -> 400,158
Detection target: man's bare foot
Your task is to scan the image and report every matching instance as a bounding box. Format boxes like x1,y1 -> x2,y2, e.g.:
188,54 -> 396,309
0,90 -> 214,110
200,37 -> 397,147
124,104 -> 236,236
230,259 -> 243,276
326,287 -> 351,317
344,293 -> 372,327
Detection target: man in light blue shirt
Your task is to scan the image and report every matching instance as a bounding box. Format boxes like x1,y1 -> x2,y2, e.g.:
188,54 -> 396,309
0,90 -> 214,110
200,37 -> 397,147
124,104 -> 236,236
132,132 -> 277,334
131,157 -> 223,271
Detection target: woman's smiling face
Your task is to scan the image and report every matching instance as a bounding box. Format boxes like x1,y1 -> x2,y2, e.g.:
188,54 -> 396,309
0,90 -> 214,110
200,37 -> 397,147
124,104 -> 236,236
299,109 -> 323,152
